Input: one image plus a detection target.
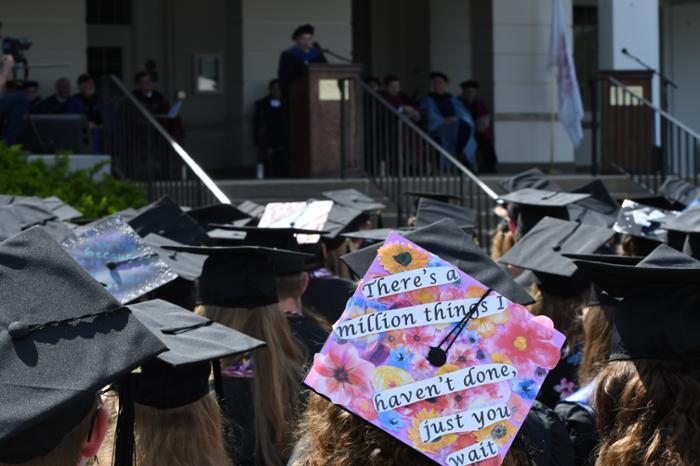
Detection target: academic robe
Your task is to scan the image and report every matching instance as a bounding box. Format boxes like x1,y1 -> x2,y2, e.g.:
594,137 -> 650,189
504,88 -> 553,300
420,92 -> 477,167
555,383 -> 599,466
277,46 -> 327,98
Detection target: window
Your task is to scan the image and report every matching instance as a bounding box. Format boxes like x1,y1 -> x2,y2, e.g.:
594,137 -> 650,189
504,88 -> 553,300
193,54 -> 224,94
87,0 -> 131,25
573,6 -> 599,111
87,47 -> 123,79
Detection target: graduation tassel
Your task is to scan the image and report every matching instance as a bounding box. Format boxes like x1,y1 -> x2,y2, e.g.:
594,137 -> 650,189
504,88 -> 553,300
114,376 -> 135,466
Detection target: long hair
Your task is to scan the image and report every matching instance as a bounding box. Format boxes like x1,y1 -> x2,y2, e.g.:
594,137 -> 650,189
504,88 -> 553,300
595,359 -> 700,465
528,282 -> 586,347
578,305 -> 614,385
98,394 -> 230,466
291,393 -> 533,466
324,239 -> 354,279
491,228 -> 515,260
196,304 -> 304,466
275,273 -> 332,333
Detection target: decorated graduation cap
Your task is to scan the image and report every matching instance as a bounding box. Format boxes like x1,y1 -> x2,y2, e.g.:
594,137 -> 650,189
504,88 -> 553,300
612,199 -> 681,243
258,200 -> 333,243
128,299 -> 265,409
160,244 -> 309,308
323,188 -> 386,213
499,217 -> 614,298
0,202 -> 75,244
573,244 -> 700,360
62,216 -> 178,304
498,188 -> 590,236
187,203 -> 252,229
128,196 -> 210,245
0,227 -> 167,464
498,168 -> 562,194
659,176 -> 700,208
416,197 -> 477,231
305,230 -> 565,466
207,225 -> 319,275
341,218 -> 534,306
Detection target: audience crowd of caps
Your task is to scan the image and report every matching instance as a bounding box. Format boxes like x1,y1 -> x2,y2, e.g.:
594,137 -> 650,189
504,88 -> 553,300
2,168 -> 700,465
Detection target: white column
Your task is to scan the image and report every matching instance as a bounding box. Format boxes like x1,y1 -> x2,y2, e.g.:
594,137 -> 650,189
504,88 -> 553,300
598,0 -> 660,107
492,0 -> 574,167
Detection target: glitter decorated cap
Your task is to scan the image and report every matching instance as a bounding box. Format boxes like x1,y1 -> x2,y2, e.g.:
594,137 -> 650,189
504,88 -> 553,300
62,216 -> 178,304
305,231 -> 565,466
612,199 -> 681,243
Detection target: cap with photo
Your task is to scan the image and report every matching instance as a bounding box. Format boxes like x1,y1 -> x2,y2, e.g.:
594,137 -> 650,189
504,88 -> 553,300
0,227 -> 166,464
62,216 -> 177,304
612,199 -> 681,243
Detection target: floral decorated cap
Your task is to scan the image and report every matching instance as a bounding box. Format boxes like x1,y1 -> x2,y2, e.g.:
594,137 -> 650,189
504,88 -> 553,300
305,231 -> 565,466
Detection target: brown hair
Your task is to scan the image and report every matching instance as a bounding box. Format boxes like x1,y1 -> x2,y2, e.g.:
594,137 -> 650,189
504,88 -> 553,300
491,228 -> 515,260
578,305 -> 614,385
275,273 -> 332,333
98,393 -> 231,466
1,402 -> 97,466
291,393 -> 533,466
324,239 -> 354,279
595,359 -> 700,465
528,282 -> 586,347
196,304 -> 304,466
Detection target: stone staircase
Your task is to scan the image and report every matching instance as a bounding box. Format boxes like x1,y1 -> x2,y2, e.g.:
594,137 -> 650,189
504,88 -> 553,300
216,174 -> 649,228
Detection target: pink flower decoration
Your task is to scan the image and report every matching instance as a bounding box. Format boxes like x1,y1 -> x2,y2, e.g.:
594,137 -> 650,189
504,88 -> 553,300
554,378 -> 577,397
310,344 -> 375,405
447,344 -> 476,367
351,395 -> 378,421
449,390 -> 471,411
440,286 -> 464,302
404,326 -> 436,355
411,356 -> 434,377
492,305 -> 560,370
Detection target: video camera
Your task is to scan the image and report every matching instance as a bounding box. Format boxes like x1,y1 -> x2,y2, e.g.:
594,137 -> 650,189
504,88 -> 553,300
0,22 -> 32,81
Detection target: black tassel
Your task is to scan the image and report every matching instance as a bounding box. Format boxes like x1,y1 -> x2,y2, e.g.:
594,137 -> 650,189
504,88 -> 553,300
114,377 -> 135,466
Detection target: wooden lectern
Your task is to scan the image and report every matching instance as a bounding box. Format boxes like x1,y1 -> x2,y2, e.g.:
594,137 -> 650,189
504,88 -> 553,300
599,70 -> 655,174
289,64 -> 364,178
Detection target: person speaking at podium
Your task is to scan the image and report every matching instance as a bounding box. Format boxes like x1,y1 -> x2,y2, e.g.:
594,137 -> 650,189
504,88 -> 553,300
277,24 -> 327,100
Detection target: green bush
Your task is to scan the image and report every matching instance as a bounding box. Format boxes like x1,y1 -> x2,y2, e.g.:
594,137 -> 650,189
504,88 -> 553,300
0,144 -> 147,220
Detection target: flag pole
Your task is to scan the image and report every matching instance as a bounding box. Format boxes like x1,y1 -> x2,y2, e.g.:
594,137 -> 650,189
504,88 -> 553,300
550,68 -> 556,174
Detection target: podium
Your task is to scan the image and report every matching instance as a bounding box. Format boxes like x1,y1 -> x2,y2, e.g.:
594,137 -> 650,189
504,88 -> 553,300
289,64 -> 364,178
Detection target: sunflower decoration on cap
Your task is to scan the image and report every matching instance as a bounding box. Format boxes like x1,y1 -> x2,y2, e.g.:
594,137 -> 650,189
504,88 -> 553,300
305,231 -> 565,466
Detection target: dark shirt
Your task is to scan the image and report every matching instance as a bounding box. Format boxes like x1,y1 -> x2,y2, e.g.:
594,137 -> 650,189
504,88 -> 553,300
132,89 -> 170,116
35,95 -> 69,114
222,377 -> 256,466
277,46 -> 327,97
427,92 -> 456,118
65,93 -> 101,125
555,400 -> 599,466
253,95 -> 285,149
286,313 -> 328,364
302,271 -> 356,324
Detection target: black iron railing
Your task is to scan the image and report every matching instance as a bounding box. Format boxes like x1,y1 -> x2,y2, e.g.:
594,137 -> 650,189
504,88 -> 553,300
591,76 -> 700,192
100,75 -> 229,207
357,81 -> 500,249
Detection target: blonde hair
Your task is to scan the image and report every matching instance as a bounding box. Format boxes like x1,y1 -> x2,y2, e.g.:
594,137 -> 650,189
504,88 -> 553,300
528,282 -> 586,348
196,304 -> 304,466
1,402 -> 97,466
491,228 -> 515,260
595,359 -> 700,465
275,273 -> 332,333
292,393 -> 533,466
578,305 -> 614,385
98,393 -> 231,466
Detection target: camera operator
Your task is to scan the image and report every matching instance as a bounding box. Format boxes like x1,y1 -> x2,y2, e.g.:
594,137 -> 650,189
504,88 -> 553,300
0,54 -> 29,145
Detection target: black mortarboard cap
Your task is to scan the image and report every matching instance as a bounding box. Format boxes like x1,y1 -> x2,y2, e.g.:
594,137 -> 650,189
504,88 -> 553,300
292,23 -> 314,39
499,188 -> 590,235
498,168 -> 562,194
237,200 -> 266,220
662,207 -> 700,255
142,233 -> 206,281
323,204 -> 367,240
323,189 -> 386,213
659,176 -> 700,207
128,196 -> 210,245
0,227 -> 166,463
612,199 -> 680,242
128,299 -> 265,409
187,203 -> 252,229
206,225 -> 317,275
415,197 -> 477,231
499,217 -> 614,297
342,228 -> 414,242
628,194 -> 677,210
340,218 -> 534,305
573,244 -> 700,360
570,179 -> 619,216
160,245 -> 309,308
0,202 -> 76,244
62,216 -> 178,304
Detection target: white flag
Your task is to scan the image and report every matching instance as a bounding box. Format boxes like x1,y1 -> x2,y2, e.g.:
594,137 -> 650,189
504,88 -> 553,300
548,0 -> 584,147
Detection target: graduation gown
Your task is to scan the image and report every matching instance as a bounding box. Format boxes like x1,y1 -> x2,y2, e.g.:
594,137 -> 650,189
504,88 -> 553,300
520,400 -> 576,466
277,46 -> 327,98
555,384 -> 599,466
419,92 -> 477,166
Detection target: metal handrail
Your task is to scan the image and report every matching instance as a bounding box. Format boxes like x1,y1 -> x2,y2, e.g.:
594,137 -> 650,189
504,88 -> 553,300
106,75 -> 230,204
358,80 -> 499,200
607,77 -> 700,140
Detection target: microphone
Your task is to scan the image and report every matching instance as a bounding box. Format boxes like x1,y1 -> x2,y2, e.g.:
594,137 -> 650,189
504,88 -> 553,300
313,41 -> 326,52
621,47 -> 628,55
